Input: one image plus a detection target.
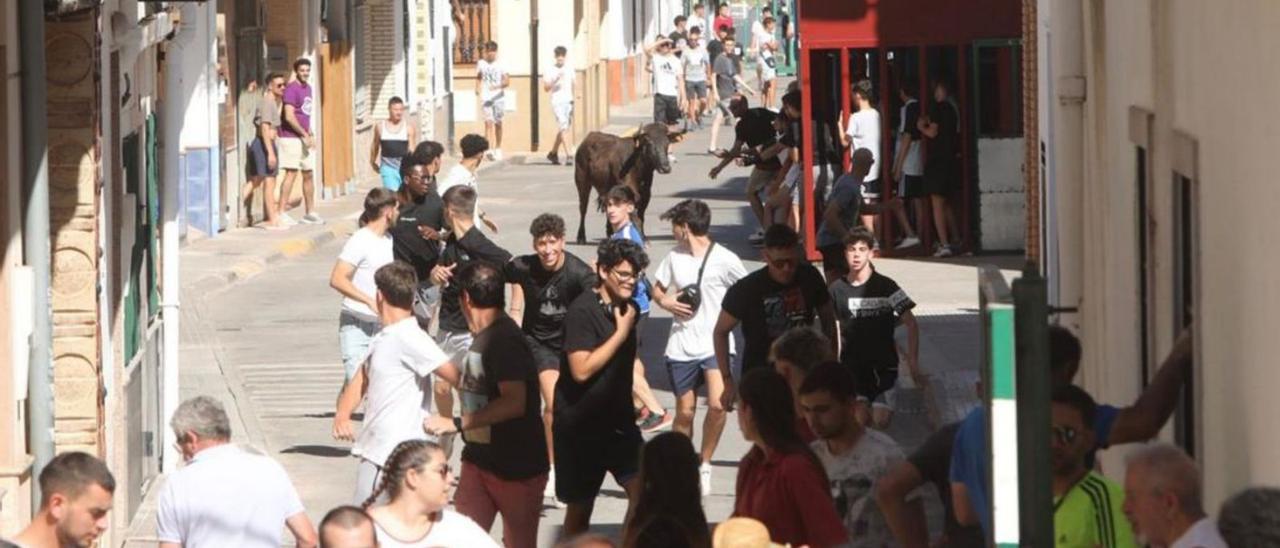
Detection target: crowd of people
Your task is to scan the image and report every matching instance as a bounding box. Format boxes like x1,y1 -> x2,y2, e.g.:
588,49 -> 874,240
9,5 -> 1276,548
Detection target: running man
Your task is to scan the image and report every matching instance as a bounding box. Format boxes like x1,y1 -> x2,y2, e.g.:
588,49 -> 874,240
544,46 -> 576,166
476,41 -> 510,161
369,96 -> 417,191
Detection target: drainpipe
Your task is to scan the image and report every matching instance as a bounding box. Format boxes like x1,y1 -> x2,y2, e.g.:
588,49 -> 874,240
530,0 -> 540,151
19,0 -> 54,510
159,22 -> 184,473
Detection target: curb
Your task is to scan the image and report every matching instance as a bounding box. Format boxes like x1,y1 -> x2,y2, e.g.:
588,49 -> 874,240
182,153 -> 529,297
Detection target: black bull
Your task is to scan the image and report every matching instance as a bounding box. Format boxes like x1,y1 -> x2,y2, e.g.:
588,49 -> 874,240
573,123 -> 685,244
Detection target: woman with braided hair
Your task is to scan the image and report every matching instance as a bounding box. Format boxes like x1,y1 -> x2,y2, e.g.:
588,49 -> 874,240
363,440 -> 498,547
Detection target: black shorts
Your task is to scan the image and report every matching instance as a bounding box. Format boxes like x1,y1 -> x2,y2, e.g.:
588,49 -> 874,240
686,81 -> 709,99
654,94 -> 681,125
850,361 -> 898,403
526,335 -> 561,373
860,178 -> 882,200
923,160 -> 958,196
900,175 -> 925,199
819,243 -> 848,278
248,137 -> 278,178
553,426 -> 643,504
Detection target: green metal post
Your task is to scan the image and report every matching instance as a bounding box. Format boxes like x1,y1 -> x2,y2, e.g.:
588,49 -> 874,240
1012,262 -> 1054,546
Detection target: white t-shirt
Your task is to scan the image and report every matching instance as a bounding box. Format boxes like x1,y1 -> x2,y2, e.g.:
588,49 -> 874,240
372,510 -> 500,548
653,242 -> 748,361
437,164 -> 477,197
847,108 -> 881,182
812,430 -> 914,548
157,444 -> 306,548
544,63 -> 575,105
687,14 -> 707,35
898,99 -> 924,176
651,53 -> 683,97
338,227 -> 395,319
751,20 -> 768,49
352,318 -> 451,467
476,59 -> 507,101
1170,518 -> 1227,548
683,45 -> 709,82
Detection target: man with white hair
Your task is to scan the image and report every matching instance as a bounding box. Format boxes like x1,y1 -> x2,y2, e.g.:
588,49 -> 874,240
158,396 -> 318,548
1123,443 -> 1226,548
1218,487 -> 1280,547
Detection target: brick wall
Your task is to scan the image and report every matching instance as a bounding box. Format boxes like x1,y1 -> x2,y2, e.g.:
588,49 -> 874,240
264,0 -> 304,71
45,11 -> 102,456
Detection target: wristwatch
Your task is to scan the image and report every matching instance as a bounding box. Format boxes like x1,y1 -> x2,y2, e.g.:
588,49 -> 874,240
453,416 -> 464,433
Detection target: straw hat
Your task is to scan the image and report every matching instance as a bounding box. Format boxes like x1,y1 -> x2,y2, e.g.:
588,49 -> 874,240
712,517 -> 788,548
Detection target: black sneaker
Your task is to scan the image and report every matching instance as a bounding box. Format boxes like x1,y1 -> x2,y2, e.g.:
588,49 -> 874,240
638,410 -> 675,433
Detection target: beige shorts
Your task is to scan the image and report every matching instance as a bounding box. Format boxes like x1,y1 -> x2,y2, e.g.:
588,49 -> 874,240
277,137 -> 314,172
747,166 -> 780,198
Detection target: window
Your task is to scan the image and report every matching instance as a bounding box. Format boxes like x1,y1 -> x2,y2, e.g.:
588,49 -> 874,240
452,0 -> 491,65
1170,131 -> 1199,457
1129,107 -> 1155,383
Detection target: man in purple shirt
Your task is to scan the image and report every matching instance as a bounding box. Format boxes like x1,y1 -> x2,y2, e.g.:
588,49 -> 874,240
278,57 -> 324,225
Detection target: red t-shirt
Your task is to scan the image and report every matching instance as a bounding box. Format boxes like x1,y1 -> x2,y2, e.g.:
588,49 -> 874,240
733,448 -> 848,547
714,15 -> 734,34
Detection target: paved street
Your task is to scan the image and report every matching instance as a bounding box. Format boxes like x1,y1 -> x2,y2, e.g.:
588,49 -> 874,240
147,96 -> 1020,546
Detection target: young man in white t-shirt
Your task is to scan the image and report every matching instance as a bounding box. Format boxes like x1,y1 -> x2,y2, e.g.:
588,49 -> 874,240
438,134 -> 499,233
651,199 -> 748,497
687,2 -> 708,40
839,80 -> 883,233
682,27 -> 712,129
331,188 -> 398,381
475,41 -> 509,161
543,46 -> 576,166
333,261 -> 461,505
159,396 -> 318,548
756,17 -> 779,109
645,37 -> 687,141
799,363 -> 928,547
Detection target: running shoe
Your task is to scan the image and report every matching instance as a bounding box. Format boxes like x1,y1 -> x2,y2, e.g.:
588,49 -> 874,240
933,244 -> 953,258
301,213 -> 325,225
279,212 -> 298,226
547,151 -> 560,165
638,409 -> 674,433
895,235 -> 921,250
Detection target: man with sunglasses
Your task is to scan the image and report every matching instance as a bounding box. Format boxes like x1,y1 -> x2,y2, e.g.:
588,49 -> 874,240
714,224 -> 837,411
391,143 -> 447,329
1049,385 -> 1138,548
552,238 -> 650,537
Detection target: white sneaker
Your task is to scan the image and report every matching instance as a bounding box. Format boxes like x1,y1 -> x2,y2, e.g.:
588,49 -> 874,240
301,213 -> 325,225
933,244 -> 953,258
545,469 -> 566,508
895,235 -> 921,250
700,463 -> 713,497
279,212 -> 298,226
491,149 -> 503,161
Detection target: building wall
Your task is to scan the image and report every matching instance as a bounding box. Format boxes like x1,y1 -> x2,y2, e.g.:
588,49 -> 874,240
0,0 -> 35,536
1044,0 -> 1280,507
45,10 -> 104,458
364,0 -> 405,123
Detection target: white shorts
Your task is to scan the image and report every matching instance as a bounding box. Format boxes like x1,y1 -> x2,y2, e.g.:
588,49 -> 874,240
553,101 -> 574,131
784,163 -> 802,204
277,137 -> 314,172
482,96 -> 505,123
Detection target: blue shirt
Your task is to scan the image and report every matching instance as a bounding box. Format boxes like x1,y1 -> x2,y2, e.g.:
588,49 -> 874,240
610,223 -> 651,313
949,403 -> 1122,541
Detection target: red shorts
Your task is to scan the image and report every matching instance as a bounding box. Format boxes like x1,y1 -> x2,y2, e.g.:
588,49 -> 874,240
454,461 -> 548,548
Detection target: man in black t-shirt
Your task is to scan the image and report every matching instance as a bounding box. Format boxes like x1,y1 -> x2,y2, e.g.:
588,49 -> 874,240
828,227 -> 920,428
425,261 -> 547,548
709,97 -> 785,243
392,144 -> 446,329
430,185 -> 513,446
715,224 -> 836,410
876,421 -> 987,547
503,213 -> 596,506
553,238 -> 649,537
919,81 -> 962,257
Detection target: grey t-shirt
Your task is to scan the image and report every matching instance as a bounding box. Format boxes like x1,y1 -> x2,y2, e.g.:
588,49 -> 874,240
817,173 -> 863,248
253,94 -> 281,135
713,54 -> 738,100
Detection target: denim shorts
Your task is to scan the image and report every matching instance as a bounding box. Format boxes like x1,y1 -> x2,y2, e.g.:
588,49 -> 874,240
339,310 -> 380,380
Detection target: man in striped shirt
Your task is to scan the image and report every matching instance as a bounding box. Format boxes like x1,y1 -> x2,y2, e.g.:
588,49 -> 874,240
1051,385 -> 1137,548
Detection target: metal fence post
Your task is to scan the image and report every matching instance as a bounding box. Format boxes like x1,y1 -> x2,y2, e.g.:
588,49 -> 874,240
1011,261 -> 1053,546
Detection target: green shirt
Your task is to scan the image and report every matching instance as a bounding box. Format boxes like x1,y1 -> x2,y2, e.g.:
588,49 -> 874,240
1054,472 -> 1137,548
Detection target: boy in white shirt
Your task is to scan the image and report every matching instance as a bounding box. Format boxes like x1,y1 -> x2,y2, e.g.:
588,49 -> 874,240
476,41 -> 510,161
333,261 -> 460,505
543,45 -> 576,166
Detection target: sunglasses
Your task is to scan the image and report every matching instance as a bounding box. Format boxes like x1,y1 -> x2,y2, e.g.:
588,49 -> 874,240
1052,425 -> 1078,445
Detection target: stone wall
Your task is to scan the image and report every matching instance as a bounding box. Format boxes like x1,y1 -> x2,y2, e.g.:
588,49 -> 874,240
45,11 -> 102,456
